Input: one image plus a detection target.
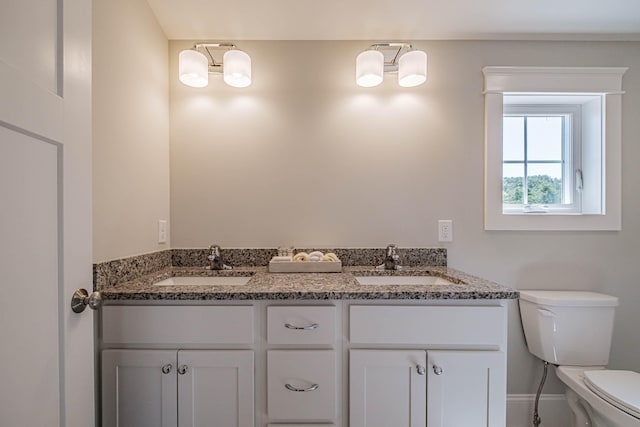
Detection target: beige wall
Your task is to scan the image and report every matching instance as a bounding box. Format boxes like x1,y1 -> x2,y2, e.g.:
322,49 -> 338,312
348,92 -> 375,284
169,40 -> 640,393
93,0 -> 170,262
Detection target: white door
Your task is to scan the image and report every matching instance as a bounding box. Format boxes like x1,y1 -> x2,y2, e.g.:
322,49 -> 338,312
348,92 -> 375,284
427,350 -> 507,427
0,0 -> 93,426
102,350 -> 178,427
178,350 -> 255,427
350,350 -> 427,427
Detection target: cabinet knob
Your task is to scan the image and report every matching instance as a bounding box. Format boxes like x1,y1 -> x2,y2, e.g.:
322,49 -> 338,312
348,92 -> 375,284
284,322 -> 319,330
178,365 -> 188,375
161,364 -> 172,374
433,365 -> 444,375
416,365 -> 426,376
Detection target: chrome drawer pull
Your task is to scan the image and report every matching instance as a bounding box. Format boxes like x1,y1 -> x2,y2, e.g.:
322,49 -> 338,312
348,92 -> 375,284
284,322 -> 319,330
285,383 -> 319,392
433,365 -> 444,375
161,364 -> 172,374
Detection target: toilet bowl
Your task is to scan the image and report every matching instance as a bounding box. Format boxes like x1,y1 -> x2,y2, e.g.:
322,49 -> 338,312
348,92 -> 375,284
519,290 -> 640,427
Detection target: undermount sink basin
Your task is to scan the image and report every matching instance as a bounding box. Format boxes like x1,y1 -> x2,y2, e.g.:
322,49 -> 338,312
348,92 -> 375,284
355,275 -> 454,286
153,276 -> 252,286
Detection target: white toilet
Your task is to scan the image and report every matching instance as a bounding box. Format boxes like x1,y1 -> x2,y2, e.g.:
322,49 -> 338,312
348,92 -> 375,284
519,290 -> 640,427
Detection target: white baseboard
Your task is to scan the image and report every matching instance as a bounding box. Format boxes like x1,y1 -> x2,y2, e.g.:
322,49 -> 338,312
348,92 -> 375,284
507,394 -> 571,427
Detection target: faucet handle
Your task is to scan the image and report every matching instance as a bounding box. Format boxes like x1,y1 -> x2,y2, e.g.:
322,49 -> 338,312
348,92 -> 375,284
386,243 -> 397,254
206,244 -> 232,270
380,243 -> 403,271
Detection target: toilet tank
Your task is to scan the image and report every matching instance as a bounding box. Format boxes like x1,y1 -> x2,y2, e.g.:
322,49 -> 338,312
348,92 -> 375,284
519,291 -> 619,366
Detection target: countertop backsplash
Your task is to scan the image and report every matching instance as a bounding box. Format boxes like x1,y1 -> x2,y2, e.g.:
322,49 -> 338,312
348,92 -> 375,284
93,250 -> 172,290
94,247 -> 447,290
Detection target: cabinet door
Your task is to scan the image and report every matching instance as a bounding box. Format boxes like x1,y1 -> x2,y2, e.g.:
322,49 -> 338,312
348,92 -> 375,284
177,350 -> 254,427
102,349 -> 178,427
350,350 -> 427,427
427,351 -> 506,427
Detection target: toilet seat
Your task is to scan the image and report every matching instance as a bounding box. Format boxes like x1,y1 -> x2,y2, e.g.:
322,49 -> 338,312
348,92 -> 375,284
584,370 -> 640,419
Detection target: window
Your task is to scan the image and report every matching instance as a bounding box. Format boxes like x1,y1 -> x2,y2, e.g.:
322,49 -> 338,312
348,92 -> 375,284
483,67 -> 627,231
502,100 -> 583,214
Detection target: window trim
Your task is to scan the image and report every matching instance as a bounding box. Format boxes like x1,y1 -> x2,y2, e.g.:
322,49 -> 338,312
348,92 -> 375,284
483,66 -> 627,231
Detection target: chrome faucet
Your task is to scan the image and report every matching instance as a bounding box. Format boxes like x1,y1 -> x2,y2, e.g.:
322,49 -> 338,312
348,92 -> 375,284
207,244 -> 232,270
377,244 -> 403,270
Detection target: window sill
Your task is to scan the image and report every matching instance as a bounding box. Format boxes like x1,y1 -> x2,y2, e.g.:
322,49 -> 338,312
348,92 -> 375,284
485,211 -> 620,231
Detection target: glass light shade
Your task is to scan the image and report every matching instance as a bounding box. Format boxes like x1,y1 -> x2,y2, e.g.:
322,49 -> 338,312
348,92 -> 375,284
356,50 -> 384,87
398,50 -> 427,87
179,49 -> 208,88
223,50 -> 252,88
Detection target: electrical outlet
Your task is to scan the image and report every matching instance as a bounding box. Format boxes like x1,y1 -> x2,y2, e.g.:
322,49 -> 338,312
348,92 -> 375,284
438,220 -> 453,242
158,220 -> 167,244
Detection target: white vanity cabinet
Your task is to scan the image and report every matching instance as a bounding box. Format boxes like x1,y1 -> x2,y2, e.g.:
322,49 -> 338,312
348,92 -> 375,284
101,305 -> 255,427
349,304 -> 507,427
100,300 -> 508,427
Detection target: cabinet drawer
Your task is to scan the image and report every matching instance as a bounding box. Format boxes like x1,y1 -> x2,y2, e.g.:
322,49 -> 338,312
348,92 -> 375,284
350,305 -> 506,348
267,350 -> 337,420
102,305 -> 254,345
267,305 -> 336,345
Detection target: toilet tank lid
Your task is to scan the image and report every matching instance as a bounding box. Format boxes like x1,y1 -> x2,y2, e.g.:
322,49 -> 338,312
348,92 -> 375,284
519,290 -> 619,307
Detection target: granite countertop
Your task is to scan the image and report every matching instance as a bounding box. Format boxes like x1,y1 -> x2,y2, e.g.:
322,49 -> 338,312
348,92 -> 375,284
100,265 -> 518,301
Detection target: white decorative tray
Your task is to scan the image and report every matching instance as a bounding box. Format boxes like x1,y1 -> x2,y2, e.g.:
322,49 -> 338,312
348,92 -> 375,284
268,260 -> 342,273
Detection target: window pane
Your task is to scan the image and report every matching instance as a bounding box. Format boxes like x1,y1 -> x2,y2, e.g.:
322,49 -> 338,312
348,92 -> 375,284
503,163 -> 524,204
503,117 -> 524,161
527,116 -> 563,161
527,163 -> 563,204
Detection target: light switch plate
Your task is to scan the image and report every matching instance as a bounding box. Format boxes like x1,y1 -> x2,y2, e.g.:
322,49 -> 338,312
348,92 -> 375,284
158,220 -> 167,244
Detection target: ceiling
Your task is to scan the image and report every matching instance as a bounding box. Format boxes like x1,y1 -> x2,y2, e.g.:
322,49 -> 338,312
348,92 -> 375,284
146,0 -> 640,41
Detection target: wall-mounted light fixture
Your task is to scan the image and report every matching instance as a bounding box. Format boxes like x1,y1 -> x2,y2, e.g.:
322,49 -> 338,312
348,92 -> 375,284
179,43 -> 252,88
355,43 -> 427,88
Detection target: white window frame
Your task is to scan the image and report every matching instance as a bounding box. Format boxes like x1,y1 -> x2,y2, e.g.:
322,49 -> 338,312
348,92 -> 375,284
483,66 -> 627,231
502,103 -> 581,214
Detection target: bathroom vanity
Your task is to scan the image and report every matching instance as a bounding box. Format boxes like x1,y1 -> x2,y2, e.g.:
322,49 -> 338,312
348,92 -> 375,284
98,263 -> 517,427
